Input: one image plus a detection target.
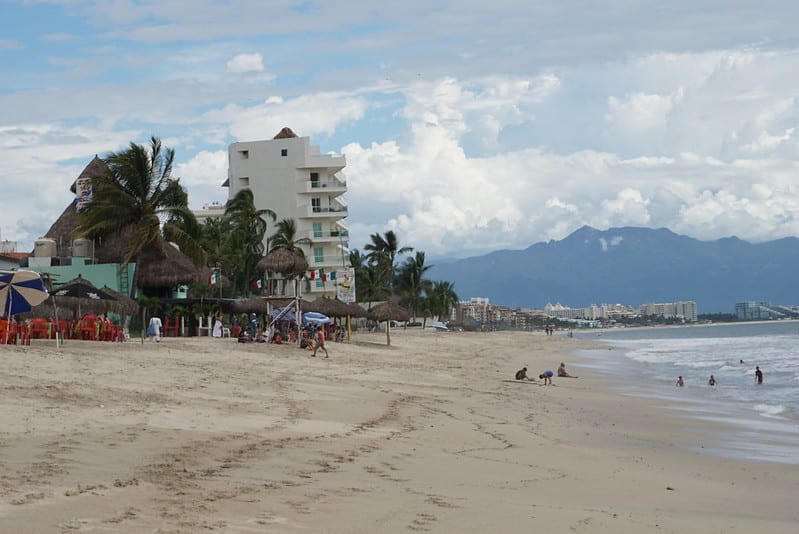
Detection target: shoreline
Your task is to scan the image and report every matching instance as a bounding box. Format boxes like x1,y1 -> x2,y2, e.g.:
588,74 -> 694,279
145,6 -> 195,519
2,330 -> 798,532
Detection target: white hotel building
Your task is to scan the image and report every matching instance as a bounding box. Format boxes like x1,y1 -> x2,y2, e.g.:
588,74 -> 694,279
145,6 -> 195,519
222,128 -> 350,298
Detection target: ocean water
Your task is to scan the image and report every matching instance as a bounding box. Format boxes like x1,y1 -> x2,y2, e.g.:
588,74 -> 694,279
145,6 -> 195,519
573,321 -> 799,464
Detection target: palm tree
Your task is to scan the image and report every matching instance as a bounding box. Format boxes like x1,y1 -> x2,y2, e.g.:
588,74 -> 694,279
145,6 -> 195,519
198,217 -> 228,269
223,188 -> 276,296
396,251 -> 433,321
269,218 -> 310,255
428,281 -> 459,322
364,230 -> 413,295
75,136 -> 200,297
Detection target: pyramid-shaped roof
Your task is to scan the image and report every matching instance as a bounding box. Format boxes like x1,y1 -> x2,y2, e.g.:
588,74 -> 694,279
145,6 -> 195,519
273,127 -> 298,139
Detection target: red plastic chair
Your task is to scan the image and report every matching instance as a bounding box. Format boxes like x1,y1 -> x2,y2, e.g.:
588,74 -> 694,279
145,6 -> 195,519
163,316 -> 180,337
79,315 -> 100,341
28,318 -> 51,340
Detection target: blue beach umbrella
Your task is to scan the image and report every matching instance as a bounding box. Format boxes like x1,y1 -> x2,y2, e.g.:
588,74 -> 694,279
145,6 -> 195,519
303,312 -> 332,324
0,270 -> 49,317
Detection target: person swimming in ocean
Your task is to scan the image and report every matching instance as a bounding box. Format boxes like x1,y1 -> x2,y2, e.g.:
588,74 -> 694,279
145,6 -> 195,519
676,376 -> 685,387
708,375 -> 716,386
755,366 -> 763,385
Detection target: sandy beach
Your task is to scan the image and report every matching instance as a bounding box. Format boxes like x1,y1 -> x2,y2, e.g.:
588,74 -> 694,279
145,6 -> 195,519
1,329 -> 797,533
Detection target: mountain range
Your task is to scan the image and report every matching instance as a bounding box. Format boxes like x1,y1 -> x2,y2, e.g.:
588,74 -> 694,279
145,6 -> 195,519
426,226 -> 799,313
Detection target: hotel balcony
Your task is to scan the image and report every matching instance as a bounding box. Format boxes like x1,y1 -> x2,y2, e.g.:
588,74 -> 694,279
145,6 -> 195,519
308,229 -> 349,243
303,177 -> 347,193
302,153 -> 345,171
304,205 -> 348,218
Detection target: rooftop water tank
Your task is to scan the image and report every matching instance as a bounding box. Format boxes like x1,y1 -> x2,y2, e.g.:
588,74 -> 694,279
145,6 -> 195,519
72,238 -> 93,258
33,238 -> 56,258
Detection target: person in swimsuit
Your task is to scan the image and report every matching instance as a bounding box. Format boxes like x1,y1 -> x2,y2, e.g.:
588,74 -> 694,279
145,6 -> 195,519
708,375 -> 716,386
755,366 -> 763,385
539,369 -> 554,385
557,362 -> 577,378
676,376 -> 685,387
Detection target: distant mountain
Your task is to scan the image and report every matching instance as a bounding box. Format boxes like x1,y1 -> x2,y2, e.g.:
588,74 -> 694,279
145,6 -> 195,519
427,226 -> 799,313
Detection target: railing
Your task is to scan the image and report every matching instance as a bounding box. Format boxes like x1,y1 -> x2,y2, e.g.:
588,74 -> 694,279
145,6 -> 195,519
309,179 -> 347,189
310,230 -> 349,239
311,206 -> 348,214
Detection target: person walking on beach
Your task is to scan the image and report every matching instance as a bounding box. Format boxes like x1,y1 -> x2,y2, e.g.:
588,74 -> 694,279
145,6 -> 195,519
708,375 -> 716,386
312,326 -> 328,358
212,312 -> 223,338
676,376 -> 684,387
147,315 -> 162,343
755,366 -> 763,385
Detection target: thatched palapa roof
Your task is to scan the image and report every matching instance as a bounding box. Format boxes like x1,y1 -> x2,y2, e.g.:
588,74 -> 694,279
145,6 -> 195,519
303,296 -> 351,317
257,248 -> 309,278
273,127 -> 298,139
367,300 -> 410,322
40,156 -> 202,288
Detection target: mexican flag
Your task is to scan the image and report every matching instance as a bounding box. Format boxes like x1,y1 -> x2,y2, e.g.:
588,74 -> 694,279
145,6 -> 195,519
251,278 -> 263,289
209,270 -> 220,285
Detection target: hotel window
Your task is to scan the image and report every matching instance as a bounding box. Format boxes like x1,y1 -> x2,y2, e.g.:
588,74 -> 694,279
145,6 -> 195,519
310,172 -> 319,187
312,198 -> 321,212
238,177 -> 249,186
312,222 -> 323,238
239,150 -> 249,159
281,148 -> 288,157
314,247 -> 324,263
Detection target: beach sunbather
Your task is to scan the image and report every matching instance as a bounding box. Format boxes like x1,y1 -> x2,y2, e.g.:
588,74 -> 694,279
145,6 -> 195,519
557,362 -> 578,378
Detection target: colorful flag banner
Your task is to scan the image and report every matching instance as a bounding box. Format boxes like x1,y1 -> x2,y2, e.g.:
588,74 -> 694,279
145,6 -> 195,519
209,270 -> 220,285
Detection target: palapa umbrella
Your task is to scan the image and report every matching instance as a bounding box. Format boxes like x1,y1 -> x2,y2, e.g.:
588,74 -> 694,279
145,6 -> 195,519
367,300 -> 410,346
230,297 -> 270,314
304,296 -> 350,317
257,249 -> 310,344
257,248 -> 309,278
52,276 -> 115,316
345,302 -> 368,318
100,286 -> 139,316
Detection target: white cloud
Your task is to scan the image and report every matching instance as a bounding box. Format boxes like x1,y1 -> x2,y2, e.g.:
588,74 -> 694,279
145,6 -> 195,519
226,53 -> 264,74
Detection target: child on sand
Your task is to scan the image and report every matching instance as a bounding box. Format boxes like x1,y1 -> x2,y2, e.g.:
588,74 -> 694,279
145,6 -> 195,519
515,367 -> 534,381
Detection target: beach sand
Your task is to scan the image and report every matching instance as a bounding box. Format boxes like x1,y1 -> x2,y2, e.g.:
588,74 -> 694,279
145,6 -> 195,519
1,329 -> 797,533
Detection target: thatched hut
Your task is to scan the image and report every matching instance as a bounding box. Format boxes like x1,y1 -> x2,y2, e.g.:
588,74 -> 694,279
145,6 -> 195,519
100,285 -> 139,316
38,157 -> 202,297
367,300 -> 410,346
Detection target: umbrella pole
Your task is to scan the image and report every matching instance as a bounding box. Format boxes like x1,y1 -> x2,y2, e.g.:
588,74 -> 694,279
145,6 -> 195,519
386,319 -> 391,346
54,297 -> 61,349
4,294 -> 10,344
346,314 -> 351,342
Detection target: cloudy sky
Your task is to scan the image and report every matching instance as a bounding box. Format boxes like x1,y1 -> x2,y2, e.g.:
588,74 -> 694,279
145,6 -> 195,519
2,1 -> 798,259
